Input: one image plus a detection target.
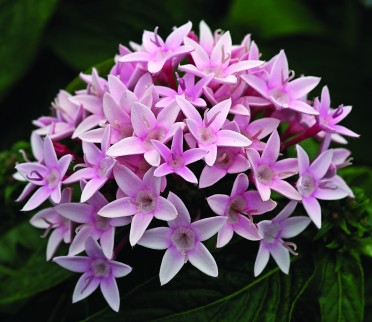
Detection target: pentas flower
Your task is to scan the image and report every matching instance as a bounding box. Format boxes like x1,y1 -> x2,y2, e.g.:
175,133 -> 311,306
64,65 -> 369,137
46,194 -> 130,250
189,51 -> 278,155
296,145 -> 350,228
64,126 -> 116,202
30,188 -> 73,260
180,22 -> 263,84
207,173 -> 277,247
16,136 -> 72,211
242,50 -> 320,114
98,164 -> 178,246
247,130 -> 300,201
54,237 -> 132,312
254,201 -> 311,276
56,183 -> 131,258
107,102 -> 182,166
138,192 -> 226,285
120,21 -> 193,74
177,96 -> 251,166
152,127 -> 206,184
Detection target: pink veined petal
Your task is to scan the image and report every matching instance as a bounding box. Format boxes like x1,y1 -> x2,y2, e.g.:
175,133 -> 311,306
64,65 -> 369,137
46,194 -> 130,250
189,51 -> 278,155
46,229 -> 64,261
225,59 -> 263,74
81,177 -> 107,203
241,74 -> 269,98
79,128 -> 105,144
63,167 -> 97,184
254,242 -> 270,276
144,148 -> 161,167
199,21 -> 214,53
43,136 -> 58,168
199,165 -> 226,188
22,186 -> 51,211
203,144 -> 218,167
154,164 -> 174,177
183,37 -> 210,69
261,130 -> 280,164
73,272 -> 100,303
191,216 -> 227,241
269,50 -> 288,88
175,166 -> 198,184
50,184 -> 62,204
270,242 -> 290,274
129,213 -> 154,246
55,203 -> 93,223
31,132 -> 44,161
320,86 -> 331,113
207,194 -> 230,216
166,21 -> 192,48
313,185 -> 349,200
176,96 -> 202,125
84,186 -> 108,208
131,102 -> 156,137
216,130 -> 252,148
167,192 -> 191,228
288,100 -> 318,115
30,208 -> 57,228
228,154 -> 250,173
143,167 -> 161,194
309,150 -> 333,180
98,197 -> 137,218
188,242 -> 218,277
148,57 -> 167,74
254,181 -> 272,202
107,136 -> 147,157
281,216 -> 311,239
100,274 -> 120,312
302,197 -> 321,228
137,227 -> 172,250
178,64 -> 208,80
152,140 -> 171,160
273,158 -> 298,178
296,145 -> 310,175
183,148 -> 206,165
16,182 -> 36,202
100,228 -> 115,259
234,215 -> 262,241
243,191 -> 277,215
159,246 -> 185,285
73,114 -> 104,139
119,51 -> 150,63
286,77 -> 321,100
274,200 -> 298,222
68,226 -> 93,256
85,236 -> 105,258
58,154 -> 72,176
246,148 -> 260,169
216,224 -> 234,248
246,118 -> 280,140
83,141 -> 103,166
110,261 -> 132,278
332,125 -> 359,138
113,164 -> 143,196
210,31 -> 232,68
271,179 -> 302,201
170,126 -> 184,155
231,173 -> 249,196
53,256 -> 90,272
157,101 -> 181,129
154,196 -> 178,221
107,75 -> 126,101
207,99 -> 231,132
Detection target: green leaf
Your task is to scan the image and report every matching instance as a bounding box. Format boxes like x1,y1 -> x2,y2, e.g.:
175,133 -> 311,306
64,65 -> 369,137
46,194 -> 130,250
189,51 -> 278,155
82,242 -> 314,322
317,254 -> 364,322
0,0 -> 58,99
225,0 -> 325,39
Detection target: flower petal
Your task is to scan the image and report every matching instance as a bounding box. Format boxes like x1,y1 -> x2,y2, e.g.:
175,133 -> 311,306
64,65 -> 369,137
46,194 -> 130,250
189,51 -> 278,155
100,275 -> 120,312
73,272 -> 100,303
167,192 -> 191,228
53,256 -> 90,272
270,242 -> 290,274
159,246 -> 185,285
137,227 -> 172,250
206,194 -> 230,216
191,216 -> 227,241
281,216 -> 311,238
154,196 -> 178,221
129,213 -> 153,246
234,215 -> 262,241
188,242 -> 218,277
254,242 -> 270,276
302,197 -> 321,228
216,224 -> 234,248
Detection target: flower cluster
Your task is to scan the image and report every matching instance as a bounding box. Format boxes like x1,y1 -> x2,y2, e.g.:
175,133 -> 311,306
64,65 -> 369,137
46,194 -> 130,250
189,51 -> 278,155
15,21 -> 358,312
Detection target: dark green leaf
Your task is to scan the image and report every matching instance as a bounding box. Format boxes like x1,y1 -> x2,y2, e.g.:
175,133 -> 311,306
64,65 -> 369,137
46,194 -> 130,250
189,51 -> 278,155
0,0 -> 58,99
317,254 -> 364,322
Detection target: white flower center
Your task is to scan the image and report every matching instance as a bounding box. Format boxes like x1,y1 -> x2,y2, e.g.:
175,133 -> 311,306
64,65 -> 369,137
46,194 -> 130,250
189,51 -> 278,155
46,168 -> 60,188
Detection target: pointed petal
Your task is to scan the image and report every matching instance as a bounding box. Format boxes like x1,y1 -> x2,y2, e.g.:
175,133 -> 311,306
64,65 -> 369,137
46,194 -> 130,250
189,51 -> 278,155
130,213 -> 153,246
254,243 -> 270,276
73,272 -> 100,303
286,77 -> 321,100
231,173 -> 249,196
53,256 -> 90,272
98,197 -> 137,218
144,148 -> 161,166
271,179 -> 301,200
167,192 -> 191,228
281,216 -> 311,238
73,114 -> 103,139
228,154 -> 250,173
183,37 -> 209,70
270,243 -> 290,274
243,191 -> 277,214
269,50 -> 288,88
241,74 -> 268,98
234,215 -> 262,241
296,145 -> 310,175
199,166 -> 226,188
188,242 -> 218,277
160,246 -> 185,285
166,21 -> 192,48
176,96 -> 202,124
100,228 -> 115,259
207,99 -> 231,132
110,261 -> 132,278
273,158 -> 298,178
69,226 -> 92,256
137,227 -> 172,249
85,236 -> 105,258
302,197 -> 321,228
56,203 -> 93,223
183,148 -> 206,165
191,216 -> 227,241
261,130 -> 280,164
154,196 -> 177,221
309,150 -> 333,180
63,167 -> 97,184
216,130 -> 252,147
176,166 -> 198,183
22,186 -> 51,211
206,194 -> 230,216
203,144 -> 217,166
313,185 -> 349,200
44,136 -> 58,168
216,224 -> 234,248
255,181 -> 272,202
100,275 -> 120,312
107,136 -> 146,157
113,164 -> 143,196
288,100 -> 318,115
83,141 -> 102,165
81,177 -> 107,203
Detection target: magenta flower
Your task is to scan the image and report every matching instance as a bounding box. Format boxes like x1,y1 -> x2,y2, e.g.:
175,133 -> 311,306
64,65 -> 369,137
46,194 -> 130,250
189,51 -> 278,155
138,192 -> 226,285
64,126 -> 116,202
30,188 -> 73,260
247,130 -> 301,201
107,102 -> 182,166
152,127 -> 206,183
242,50 -> 320,114
119,21 -> 193,74
179,23 -> 263,84
254,201 -> 311,276
56,184 -> 130,258
16,136 -> 72,211
296,145 -> 350,228
177,96 -> 251,166
207,173 -> 277,247
98,164 -> 178,246
54,237 -> 132,312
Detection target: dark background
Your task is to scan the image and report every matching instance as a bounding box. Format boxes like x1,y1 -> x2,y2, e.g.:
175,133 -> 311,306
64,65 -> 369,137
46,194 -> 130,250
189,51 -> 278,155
1,0 -> 371,165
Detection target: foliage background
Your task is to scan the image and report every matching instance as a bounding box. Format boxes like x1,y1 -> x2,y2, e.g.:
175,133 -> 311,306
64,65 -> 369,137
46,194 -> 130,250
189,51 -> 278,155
0,0 -> 371,321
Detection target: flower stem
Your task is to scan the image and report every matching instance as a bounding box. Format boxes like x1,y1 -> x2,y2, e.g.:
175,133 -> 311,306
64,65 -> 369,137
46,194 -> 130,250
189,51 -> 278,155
280,123 -> 321,151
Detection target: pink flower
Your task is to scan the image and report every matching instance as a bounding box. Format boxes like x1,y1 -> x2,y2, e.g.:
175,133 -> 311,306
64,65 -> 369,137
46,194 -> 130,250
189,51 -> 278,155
138,192 -> 226,285
98,165 -> 178,246
296,145 -> 351,228
54,237 -> 132,312
16,136 -> 72,211
207,173 -> 277,247
254,201 -> 310,276
247,130 -> 301,201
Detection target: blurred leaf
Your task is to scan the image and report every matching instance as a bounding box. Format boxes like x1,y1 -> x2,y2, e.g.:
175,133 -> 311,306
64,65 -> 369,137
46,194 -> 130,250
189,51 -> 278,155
339,166 -> 372,199
82,241 -> 314,321
317,254 -> 364,322
226,0 -> 325,39
0,0 -> 58,100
